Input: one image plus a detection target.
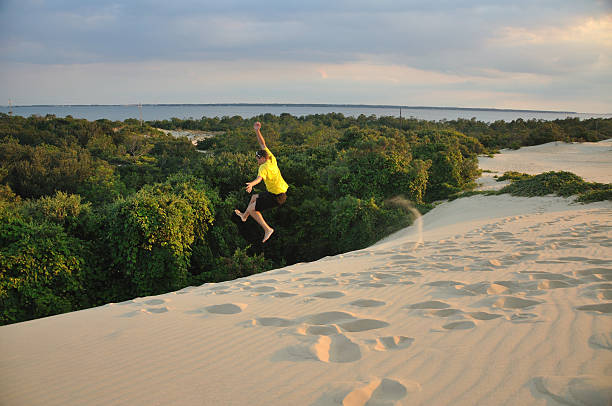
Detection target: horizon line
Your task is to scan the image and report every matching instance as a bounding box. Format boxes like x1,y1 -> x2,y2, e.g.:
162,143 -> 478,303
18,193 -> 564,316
1,103 -> 584,115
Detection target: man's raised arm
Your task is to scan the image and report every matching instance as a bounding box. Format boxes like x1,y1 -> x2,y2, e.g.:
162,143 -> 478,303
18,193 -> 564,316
254,122 -> 266,149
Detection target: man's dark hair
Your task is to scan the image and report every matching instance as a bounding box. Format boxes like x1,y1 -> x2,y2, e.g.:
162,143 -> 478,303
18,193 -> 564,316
255,149 -> 268,159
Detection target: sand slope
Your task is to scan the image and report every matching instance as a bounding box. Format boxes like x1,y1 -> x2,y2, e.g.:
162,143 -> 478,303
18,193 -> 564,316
1,141 -> 611,406
477,139 -> 612,190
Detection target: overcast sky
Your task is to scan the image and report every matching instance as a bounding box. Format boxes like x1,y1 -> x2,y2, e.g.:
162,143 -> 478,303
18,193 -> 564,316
1,0 -> 611,112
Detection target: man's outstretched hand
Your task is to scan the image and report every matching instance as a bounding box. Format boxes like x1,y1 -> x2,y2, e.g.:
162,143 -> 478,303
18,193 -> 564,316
254,122 -> 262,131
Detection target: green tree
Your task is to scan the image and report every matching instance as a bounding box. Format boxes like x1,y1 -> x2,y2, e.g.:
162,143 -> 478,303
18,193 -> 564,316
412,130 -> 481,201
106,178 -> 214,296
0,216 -> 86,325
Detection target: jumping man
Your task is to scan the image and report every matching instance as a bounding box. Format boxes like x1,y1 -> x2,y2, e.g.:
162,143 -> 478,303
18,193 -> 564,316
234,121 -> 288,243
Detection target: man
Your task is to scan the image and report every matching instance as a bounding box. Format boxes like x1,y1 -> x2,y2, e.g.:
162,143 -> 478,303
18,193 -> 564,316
235,121 -> 288,243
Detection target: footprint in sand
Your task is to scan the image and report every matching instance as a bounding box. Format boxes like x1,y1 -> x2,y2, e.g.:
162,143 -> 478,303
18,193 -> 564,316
597,290 -> 612,301
487,259 -> 503,267
532,376 -> 612,406
302,311 -> 356,325
536,260 -> 568,264
210,285 -> 231,291
557,256 -> 592,262
369,272 -> 396,280
469,312 -> 503,320
510,313 -> 539,323
521,271 -> 579,284
364,336 -> 415,351
426,280 -> 463,288
443,321 -> 476,330
299,325 -> 341,336
397,280 -> 416,286
205,303 -> 247,314
589,332 -> 612,350
312,291 -> 346,299
432,262 -> 454,270
342,378 -> 419,406
250,279 -> 279,285
574,268 -> 612,283
581,283 -> 612,301
298,311 -> 389,333
492,231 -> 515,241
492,296 -> 542,310
390,258 -> 419,266
359,282 -> 387,288
269,270 -> 291,275
430,308 -> 463,317
273,334 -> 361,363
588,259 -> 612,265
144,307 -> 169,314
175,286 -> 196,295
115,299 -> 137,306
120,306 -> 169,317
338,319 -> 389,333
382,253 -> 415,263
455,282 -> 511,296
312,334 -> 362,363
252,317 -> 295,327
268,291 -> 298,298
252,286 -> 276,293
348,299 -> 386,308
118,310 -> 141,318
144,298 -> 166,305
310,277 -> 339,285
407,300 -> 451,310
334,272 -> 354,278
575,303 -> 612,314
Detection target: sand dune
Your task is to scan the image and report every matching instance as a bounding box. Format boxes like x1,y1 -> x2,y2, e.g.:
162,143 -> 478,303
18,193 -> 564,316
1,141 -> 611,406
477,139 -> 612,190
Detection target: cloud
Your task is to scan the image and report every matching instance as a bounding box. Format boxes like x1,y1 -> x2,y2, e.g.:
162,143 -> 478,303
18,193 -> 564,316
1,0 -> 606,65
484,15 -> 612,74
0,0 -> 610,111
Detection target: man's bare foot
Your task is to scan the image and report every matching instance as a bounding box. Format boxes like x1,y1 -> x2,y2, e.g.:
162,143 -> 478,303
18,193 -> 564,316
234,209 -> 248,222
262,228 -> 274,243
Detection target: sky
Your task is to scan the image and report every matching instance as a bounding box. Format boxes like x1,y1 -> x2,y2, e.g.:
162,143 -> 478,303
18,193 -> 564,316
1,0 -> 611,113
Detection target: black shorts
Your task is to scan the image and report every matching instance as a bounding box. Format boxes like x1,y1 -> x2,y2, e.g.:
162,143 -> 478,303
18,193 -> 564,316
255,191 -> 287,212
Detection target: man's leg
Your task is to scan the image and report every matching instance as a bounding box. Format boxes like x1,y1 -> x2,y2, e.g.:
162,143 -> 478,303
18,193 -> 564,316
235,194 -> 258,222
235,194 -> 274,242
249,210 -> 274,243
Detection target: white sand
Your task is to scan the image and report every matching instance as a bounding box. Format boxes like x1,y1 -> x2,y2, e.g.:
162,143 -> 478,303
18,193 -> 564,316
1,141 -> 611,406
477,139 -> 612,190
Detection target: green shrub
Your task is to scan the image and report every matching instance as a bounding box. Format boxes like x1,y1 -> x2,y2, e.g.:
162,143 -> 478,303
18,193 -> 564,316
0,217 -> 86,325
105,177 -> 214,297
497,171 -> 532,182
576,188 -> 612,203
23,191 -> 91,230
499,171 -> 585,197
214,247 -> 273,282
499,171 -> 611,202
328,196 -> 413,252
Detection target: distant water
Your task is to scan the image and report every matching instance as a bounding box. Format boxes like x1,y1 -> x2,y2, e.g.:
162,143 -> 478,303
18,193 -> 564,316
1,104 -> 610,123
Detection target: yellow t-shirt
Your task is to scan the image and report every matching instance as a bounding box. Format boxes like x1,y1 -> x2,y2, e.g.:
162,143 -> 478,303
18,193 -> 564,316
257,148 -> 288,194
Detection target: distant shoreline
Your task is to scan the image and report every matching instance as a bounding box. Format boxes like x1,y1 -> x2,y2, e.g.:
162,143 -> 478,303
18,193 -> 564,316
4,103 -> 578,114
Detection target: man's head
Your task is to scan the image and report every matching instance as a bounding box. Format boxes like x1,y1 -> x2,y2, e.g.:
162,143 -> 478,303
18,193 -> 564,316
255,149 -> 268,163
